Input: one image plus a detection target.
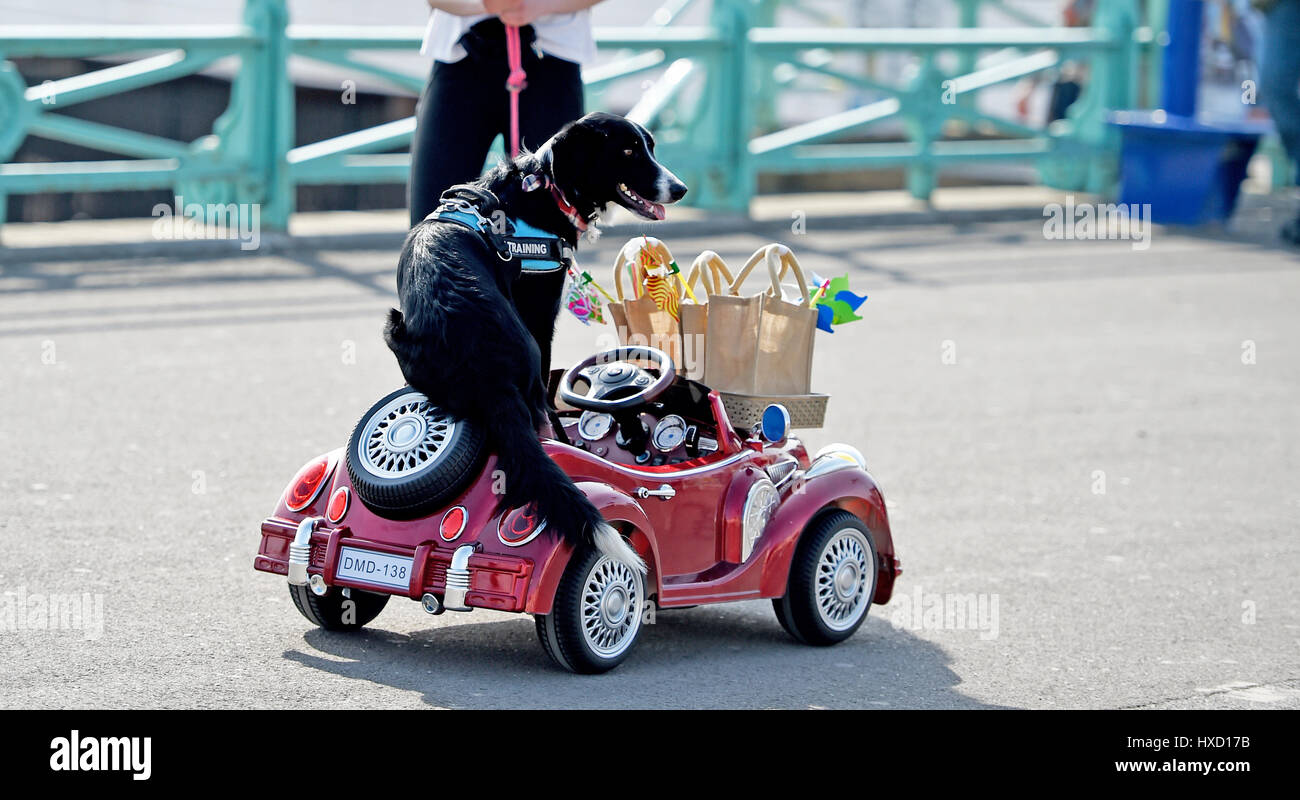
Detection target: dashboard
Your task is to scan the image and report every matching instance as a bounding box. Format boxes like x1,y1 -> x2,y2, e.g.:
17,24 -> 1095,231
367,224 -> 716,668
552,377 -> 722,467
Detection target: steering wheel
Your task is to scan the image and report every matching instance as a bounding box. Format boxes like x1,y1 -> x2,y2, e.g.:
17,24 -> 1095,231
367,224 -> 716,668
559,346 -> 677,412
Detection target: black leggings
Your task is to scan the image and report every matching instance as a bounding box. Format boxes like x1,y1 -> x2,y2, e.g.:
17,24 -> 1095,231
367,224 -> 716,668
408,19 -> 585,226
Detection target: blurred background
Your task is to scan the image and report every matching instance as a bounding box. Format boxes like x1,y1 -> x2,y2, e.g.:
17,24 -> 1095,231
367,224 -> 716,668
1,0 -> 1282,228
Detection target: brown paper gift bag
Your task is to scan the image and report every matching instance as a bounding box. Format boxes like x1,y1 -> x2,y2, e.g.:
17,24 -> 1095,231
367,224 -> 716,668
704,244 -> 817,395
608,237 -> 683,366
678,250 -> 733,380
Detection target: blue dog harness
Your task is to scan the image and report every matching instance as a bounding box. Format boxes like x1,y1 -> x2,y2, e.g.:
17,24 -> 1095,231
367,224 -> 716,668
424,185 -> 574,274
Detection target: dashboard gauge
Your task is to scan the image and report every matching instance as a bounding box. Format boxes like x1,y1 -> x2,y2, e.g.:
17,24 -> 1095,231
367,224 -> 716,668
652,415 -> 688,452
578,411 -> 614,441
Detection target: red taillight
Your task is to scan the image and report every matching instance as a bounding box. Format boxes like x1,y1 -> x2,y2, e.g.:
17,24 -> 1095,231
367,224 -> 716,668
326,487 -> 350,523
285,456 -> 331,512
440,506 -> 467,541
498,503 -> 545,547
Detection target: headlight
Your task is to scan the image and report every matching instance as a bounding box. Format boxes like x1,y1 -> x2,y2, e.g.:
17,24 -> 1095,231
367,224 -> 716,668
741,479 -> 779,562
811,443 -> 866,471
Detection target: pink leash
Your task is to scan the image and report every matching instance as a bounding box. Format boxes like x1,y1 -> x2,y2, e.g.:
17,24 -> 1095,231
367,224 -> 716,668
505,24 -> 527,158
509,25 -> 588,232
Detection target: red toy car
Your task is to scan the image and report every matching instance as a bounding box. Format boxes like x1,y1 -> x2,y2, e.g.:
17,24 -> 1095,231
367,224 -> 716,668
254,346 -> 899,673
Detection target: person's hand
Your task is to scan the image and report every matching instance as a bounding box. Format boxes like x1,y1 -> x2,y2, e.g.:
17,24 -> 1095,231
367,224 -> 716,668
484,0 -> 549,27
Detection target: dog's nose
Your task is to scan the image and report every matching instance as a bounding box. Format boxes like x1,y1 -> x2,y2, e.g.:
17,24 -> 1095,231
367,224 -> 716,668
669,181 -> 688,202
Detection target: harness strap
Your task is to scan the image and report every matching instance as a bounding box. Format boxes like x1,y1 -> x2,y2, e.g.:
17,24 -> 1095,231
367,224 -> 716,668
424,184 -> 573,273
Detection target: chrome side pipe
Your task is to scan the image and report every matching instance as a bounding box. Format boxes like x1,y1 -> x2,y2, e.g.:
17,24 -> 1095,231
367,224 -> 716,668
287,517 -> 321,586
443,545 -> 475,612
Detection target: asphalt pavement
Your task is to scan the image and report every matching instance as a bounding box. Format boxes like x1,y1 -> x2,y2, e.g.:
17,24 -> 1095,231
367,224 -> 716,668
2,202 -> 1298,709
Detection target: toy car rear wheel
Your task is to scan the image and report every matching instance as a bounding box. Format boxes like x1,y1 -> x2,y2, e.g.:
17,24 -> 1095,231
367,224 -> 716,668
774,510 -> 877,646
346,386 -> 487,519
534,544 -> 645,674
289,584 -> 389,631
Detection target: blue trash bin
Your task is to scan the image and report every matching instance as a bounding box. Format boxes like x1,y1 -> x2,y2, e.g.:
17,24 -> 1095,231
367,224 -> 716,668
1109,111 -> 1271,225
1106,0 -> 1274,226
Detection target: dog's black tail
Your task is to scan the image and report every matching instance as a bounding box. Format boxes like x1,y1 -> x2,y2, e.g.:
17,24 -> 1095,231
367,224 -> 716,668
488,392 -> 646,573
385,308 -> 455,393
385,308 -> 644,573
383,308 -> 419,385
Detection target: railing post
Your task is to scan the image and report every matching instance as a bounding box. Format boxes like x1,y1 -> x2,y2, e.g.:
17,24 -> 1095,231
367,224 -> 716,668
903,54 -> 945,202
1143,0 -> 1169,109
0,56 -> 30,232
699,0 -> 753,213
1088,0 -> 1137,193
954,0 -> 980,111
751,0 -> 780,133
180,0 -> 294,230
1042,0 -> 1137,194
254,0 -> 294,230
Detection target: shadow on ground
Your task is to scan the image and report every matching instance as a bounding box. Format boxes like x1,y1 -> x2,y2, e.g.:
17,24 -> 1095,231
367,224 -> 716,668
283,604 -> 1004,709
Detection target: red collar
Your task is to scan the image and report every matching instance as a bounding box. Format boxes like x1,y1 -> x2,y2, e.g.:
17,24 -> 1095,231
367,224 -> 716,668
549,183 -> 587,232
522,163 -> 588,233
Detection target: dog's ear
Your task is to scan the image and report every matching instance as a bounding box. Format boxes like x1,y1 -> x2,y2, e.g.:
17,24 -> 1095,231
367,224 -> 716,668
552,114 -> 611,152
547,116 -> 609,192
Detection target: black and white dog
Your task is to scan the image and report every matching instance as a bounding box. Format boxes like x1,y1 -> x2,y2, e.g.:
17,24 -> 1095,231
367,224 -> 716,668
385,112 -> 687,570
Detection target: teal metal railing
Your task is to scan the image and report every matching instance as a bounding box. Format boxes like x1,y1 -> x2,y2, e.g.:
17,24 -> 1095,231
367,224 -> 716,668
0,0 -> 1154,232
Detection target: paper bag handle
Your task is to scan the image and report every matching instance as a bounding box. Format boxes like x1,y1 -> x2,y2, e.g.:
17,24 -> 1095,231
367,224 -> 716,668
684,251 -> 735,300
727,244 -> 810,304
765,244 -> 812,305
613,236 -> 677,301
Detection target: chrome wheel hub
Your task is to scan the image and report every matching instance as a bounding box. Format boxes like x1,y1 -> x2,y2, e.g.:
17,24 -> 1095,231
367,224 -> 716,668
602,587 -> 628,625
815,529 -> 873,631
581,557 -> 642,658
358,392 -> 457,478
834,562 -> 859,599
385,414 -> 426,452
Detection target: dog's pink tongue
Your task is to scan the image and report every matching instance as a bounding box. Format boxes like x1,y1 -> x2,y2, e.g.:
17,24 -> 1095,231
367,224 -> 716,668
650,202 -> 665,221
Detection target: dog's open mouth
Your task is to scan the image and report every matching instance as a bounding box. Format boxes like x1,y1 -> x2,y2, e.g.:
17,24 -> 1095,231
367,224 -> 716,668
615,183 -> 666,221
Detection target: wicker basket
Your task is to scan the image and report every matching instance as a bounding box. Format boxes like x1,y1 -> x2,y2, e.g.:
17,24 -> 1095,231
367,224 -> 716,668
719,391 -> 829,430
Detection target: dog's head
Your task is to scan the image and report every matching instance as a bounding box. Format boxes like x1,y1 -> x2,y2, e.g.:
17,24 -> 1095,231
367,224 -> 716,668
542,112 -> 687,224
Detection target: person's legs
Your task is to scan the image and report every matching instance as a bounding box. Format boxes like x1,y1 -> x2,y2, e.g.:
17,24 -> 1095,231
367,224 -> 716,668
1258,0 -> 1300,243
1259,0 -> 1300,184
411,20 -> 584,226
516,48 -> 585,154
408,57 -> 506,226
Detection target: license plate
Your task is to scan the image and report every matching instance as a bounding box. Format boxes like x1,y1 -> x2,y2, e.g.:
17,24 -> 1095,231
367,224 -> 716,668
335,546 -> 414,591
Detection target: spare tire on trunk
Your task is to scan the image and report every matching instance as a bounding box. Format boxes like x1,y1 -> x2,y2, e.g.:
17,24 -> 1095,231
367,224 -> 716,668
346,387 -> 487,520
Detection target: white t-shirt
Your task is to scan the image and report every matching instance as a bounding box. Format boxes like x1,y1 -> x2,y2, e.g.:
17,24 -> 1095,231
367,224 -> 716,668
421,10 -> 596,66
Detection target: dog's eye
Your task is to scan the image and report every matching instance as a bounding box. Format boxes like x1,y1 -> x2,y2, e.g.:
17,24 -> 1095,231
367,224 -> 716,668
623,148 -> 634,157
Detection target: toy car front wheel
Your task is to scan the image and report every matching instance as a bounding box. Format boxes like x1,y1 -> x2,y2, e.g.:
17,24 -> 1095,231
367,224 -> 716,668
535,545 -> 645,674
774,510 -> 878,646
289,584 -> 389,631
